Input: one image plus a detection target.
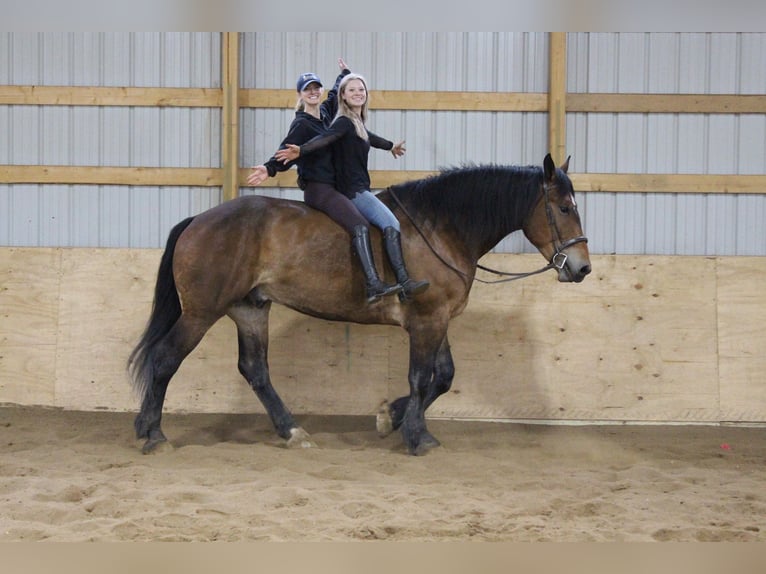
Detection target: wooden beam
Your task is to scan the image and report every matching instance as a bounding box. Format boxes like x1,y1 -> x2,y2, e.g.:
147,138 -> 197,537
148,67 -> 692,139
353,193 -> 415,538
238,169 -> 766,196
567,93 -> 766,114
240,88 -> 548,112
569,173 -> 766,194
0,85 -> 221,107
548,32 -> 567,165
221,32 -> 240,202
238,169 -> 439,190
0,166 -> 222,186
4,166 -> 764,195
1,86 -> 763,115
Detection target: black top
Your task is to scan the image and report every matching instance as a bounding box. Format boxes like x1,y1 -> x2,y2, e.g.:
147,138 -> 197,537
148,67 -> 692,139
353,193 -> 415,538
263,68 -> 350,189
298,116 -> 393,198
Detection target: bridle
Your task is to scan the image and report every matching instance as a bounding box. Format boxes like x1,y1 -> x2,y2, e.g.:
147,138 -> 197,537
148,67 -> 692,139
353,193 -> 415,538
388,180 -> 588,286
477,180 -> 588,283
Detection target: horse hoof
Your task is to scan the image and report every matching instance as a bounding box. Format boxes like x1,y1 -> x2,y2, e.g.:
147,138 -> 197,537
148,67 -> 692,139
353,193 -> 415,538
286,427 -> 316,449
140,436 -> 172,454
376,401 -> 394,437
406,432 -> 441,456
420,431 -> 441,449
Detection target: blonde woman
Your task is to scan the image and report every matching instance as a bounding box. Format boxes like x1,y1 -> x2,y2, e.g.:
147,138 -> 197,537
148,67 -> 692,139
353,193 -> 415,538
276,73 -> 429,301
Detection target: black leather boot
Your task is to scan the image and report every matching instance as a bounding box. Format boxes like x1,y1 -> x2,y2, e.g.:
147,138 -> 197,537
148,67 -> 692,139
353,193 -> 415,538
351,225 -> 402,304
382,227 -> 430,301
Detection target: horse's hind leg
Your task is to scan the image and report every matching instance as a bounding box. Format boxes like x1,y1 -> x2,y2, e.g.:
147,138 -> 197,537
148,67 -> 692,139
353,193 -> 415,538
135,315 -> 215,453
228,301 -> 314,448
378,334 -> 454,448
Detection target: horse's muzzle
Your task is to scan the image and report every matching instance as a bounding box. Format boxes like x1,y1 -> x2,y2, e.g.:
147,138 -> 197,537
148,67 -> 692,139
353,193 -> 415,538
557,255 -> 591,283
552,237 -> 591,283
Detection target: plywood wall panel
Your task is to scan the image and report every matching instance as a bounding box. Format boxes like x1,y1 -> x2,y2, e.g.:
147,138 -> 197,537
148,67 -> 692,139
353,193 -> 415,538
716,257 -> 766,422
1,248 -> 764,424
0,248 -> 60,404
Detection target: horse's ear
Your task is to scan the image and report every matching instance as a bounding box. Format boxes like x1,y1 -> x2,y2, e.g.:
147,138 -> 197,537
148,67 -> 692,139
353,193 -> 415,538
561,155 -> 571,174
544,153 -> 555,180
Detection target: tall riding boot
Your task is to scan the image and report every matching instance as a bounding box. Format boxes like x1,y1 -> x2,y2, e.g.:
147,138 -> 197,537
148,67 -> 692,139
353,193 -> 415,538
382,227 -> 430,301
351,225 -> 402,304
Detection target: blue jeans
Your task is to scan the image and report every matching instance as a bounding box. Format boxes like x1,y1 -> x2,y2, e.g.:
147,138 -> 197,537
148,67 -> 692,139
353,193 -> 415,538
351,190 -> 400,232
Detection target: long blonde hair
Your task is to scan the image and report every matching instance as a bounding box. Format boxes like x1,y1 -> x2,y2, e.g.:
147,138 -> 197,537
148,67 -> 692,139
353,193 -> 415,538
335,73 -> 369,140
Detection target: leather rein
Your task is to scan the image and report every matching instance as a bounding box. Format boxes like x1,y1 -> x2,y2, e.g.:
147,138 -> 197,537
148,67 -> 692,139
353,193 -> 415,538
387,181 -> 588,286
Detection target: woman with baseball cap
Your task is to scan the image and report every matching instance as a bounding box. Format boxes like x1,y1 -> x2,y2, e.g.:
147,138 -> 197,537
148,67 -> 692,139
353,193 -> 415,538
275,72 -> 429,302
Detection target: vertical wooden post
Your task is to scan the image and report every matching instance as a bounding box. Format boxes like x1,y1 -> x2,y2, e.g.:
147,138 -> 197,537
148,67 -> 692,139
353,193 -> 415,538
548,32 -> 567,166
222,32 -> 240,202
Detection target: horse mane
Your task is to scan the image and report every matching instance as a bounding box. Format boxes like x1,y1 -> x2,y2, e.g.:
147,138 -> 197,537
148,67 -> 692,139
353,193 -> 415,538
384,163 -> 545,249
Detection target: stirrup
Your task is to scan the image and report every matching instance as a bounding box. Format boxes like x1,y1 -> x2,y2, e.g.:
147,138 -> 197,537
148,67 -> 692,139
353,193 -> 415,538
366,281 -> 402,304
397,278 -> 430,302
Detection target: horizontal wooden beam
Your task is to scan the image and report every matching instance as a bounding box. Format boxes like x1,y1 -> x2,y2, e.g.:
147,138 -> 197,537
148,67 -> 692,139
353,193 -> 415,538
0,165 -> 223,186
0,85 -> 222,107
4,85 -> 763,115
250,170 -> 766,195
252,169 -> 439,190
366,90 -> 549,112
569,173 -> 766,194
240,89 -> 548,112
567,93 -> 766,114
3,166 -> 766,195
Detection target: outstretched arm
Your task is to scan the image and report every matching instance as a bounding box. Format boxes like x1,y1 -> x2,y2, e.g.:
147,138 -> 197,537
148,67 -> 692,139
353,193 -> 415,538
275,118 -> 351,163
368,130 -> 407,158
247,116 -> 308,182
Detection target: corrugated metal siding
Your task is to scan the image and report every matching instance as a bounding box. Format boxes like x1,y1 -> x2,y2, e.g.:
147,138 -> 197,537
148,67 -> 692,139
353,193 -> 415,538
1,32 -> 764,253
0,32 -> 222,248
566,32 -> 766,256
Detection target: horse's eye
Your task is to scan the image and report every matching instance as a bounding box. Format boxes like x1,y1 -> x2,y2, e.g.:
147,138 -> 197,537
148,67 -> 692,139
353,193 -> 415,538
559,205 -> 571,215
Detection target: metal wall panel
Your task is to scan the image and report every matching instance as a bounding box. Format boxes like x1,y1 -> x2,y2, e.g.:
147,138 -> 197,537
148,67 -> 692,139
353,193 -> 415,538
566,32 -> 766,256
0,32 -> 222,248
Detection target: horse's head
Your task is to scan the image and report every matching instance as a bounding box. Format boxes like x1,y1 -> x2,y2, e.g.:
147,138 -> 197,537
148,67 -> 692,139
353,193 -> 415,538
523,154 -> 592,283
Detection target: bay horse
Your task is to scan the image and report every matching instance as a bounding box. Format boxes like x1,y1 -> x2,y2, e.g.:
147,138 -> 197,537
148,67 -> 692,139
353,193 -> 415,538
128,154 -> 591,456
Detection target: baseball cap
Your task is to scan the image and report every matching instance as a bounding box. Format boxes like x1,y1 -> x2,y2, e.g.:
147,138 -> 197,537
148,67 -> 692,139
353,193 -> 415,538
296,72 -> 323,92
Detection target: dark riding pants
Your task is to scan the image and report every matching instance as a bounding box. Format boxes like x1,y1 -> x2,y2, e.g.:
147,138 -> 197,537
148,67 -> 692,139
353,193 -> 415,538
303,181 -> 369,236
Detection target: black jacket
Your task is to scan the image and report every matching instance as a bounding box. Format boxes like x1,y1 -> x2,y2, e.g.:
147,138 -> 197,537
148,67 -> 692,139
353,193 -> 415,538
263,68 -> 350,188
298,116 -> 393,198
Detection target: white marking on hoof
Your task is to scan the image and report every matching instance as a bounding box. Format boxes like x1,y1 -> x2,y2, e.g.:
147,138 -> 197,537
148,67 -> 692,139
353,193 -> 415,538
376,400 -> 393,437
287,427 -> 316,449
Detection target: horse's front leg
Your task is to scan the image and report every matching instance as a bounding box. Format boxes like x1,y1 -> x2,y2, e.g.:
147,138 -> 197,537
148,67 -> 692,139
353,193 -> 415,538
378,334 -> 454,447
397,328 -> 450,456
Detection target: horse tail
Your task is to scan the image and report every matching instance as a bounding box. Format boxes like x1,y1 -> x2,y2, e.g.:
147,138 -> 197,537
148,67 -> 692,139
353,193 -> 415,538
127,216 -> 195,400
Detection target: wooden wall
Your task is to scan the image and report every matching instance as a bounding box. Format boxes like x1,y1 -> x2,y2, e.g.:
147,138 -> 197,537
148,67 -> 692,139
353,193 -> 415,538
1,247 -> 764,423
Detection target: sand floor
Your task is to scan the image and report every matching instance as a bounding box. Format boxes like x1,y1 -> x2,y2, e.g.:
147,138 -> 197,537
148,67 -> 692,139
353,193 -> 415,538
1,405 -> 765,542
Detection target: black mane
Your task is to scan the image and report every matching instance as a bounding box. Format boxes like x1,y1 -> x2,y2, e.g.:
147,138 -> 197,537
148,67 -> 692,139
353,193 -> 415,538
382,163 -> 545,254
